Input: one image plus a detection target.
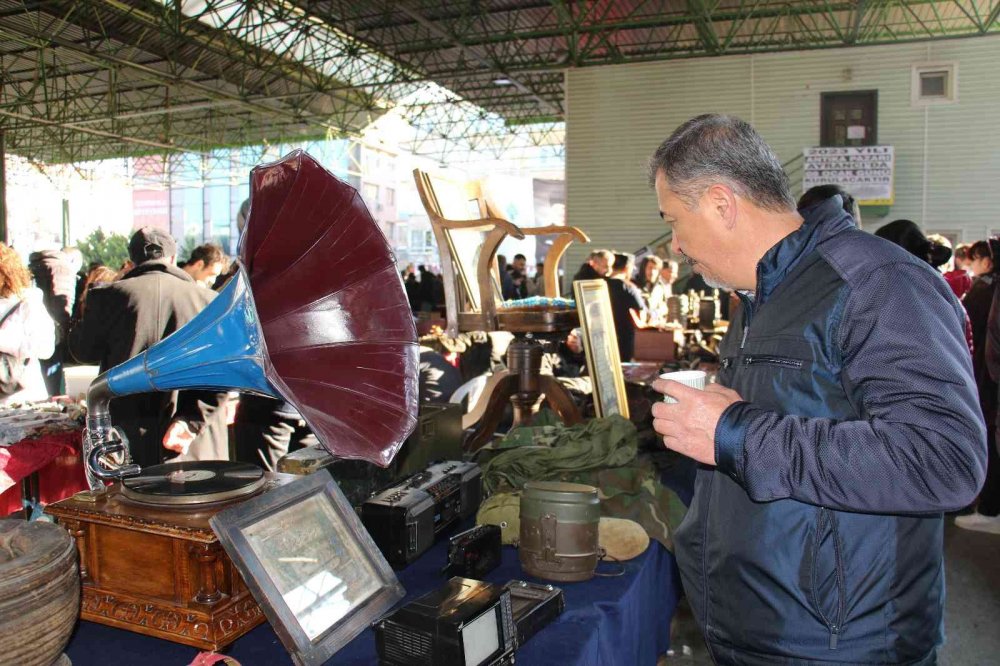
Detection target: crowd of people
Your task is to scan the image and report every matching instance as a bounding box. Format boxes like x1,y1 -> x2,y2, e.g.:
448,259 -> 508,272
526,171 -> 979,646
568,247 -> 688,362
401,262 -> 445,313
401,252 -> 548,314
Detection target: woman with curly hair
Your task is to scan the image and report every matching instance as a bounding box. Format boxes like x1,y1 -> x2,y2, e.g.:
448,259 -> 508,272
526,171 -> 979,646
0,243 -> 55,403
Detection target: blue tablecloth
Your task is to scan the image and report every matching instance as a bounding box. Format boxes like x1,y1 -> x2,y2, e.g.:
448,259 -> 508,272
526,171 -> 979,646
66,530 -> 680,665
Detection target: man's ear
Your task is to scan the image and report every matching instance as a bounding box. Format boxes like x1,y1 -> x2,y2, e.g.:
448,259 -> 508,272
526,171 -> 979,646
705,183 -> 738,230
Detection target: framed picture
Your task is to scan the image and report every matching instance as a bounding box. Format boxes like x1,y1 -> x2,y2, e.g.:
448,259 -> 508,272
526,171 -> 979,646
573,279 -> 629,418
210,473 -> 405,666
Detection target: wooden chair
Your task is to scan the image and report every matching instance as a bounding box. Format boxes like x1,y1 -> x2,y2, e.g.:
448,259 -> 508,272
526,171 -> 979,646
413,169 -> 589,451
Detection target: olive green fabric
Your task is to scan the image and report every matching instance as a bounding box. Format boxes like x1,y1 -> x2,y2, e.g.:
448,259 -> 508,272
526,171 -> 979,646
480,415 -> 637,494
563,456 -> 678,550
478,415 -> 683,550
476,491 -> 522,545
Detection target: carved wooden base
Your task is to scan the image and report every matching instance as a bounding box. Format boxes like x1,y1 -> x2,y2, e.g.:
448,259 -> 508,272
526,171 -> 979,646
464,335 -> 582,452
45,475 -> 293,651
79,586 -> 263,650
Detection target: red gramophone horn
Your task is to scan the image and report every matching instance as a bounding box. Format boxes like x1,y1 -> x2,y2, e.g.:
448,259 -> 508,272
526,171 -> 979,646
241,150 -> 419,466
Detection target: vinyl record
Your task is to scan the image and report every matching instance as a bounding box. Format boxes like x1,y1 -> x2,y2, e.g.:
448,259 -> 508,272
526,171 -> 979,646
121,461 -> 266,506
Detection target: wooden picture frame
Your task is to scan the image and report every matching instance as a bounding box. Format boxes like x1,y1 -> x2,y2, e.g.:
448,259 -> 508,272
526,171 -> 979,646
210,473 -> 405,666
573,279 -> 629,419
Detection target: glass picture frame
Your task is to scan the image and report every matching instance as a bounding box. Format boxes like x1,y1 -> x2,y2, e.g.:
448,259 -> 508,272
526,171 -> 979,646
210,472 -> 405,666
573,279 -> 630,419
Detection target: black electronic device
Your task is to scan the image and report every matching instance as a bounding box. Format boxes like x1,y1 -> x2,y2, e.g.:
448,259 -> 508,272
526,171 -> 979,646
375,577 -> 516,666
361,460 -> 482,568
443,524 -> 502,579
276,402 -> 464,509
503,580 -> 565,647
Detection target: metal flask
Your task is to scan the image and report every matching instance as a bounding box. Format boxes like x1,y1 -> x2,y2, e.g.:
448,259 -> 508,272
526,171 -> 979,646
519,481 -> 601,582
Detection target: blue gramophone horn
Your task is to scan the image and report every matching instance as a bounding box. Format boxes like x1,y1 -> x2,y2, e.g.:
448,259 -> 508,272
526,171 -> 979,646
102,268 -> 272,398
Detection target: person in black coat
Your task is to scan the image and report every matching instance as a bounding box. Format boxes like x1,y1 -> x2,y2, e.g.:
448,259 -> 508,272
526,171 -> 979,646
69,227 -> 221,468
605,253 -> 645,362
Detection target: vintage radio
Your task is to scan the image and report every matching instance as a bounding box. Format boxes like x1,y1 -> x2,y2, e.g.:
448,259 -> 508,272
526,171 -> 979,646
443,524 -> 502,579
375,577 -> 515,666
276,401 -> 463,508
361,460 -> 481,568
503,580 -> 565,647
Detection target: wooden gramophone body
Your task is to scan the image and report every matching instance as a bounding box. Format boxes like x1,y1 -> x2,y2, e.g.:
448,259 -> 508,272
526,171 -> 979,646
46,475 -> 292,651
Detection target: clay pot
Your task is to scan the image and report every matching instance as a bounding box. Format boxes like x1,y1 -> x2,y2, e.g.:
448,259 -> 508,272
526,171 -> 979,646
0,519 -> 80,666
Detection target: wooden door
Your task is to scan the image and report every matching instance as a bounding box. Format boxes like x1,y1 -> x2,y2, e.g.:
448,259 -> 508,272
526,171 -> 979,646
821,91 -> 877,147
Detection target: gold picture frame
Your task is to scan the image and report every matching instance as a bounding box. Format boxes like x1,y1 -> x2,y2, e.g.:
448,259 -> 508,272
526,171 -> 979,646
573,279 -> 629,419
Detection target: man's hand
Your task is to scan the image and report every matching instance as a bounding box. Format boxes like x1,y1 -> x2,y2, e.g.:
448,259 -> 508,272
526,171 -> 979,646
650,380 -> 743,465
163,419 -> 196,455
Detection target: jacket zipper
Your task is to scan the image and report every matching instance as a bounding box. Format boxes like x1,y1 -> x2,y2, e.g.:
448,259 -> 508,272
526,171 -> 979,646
738,281 -> 757,351
829,510 -> 846,650
701,472 -> 714,634
743,355 -> 805,369
812,508 -> 847,650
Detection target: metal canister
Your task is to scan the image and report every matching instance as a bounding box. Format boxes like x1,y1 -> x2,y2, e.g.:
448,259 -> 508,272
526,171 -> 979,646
519,481 -> 601,582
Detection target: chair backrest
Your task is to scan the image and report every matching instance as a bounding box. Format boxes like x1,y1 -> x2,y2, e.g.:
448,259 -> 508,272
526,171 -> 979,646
413,169 -> 591,336
520,224 -> 590,299
413,169 -> 523,336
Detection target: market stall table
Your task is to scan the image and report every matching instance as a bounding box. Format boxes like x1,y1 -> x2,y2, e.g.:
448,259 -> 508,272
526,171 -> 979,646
0,426 -> 87,517
65,520 -> 681,666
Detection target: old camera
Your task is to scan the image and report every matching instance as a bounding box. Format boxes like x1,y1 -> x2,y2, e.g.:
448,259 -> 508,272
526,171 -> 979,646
443,524 -> 502,579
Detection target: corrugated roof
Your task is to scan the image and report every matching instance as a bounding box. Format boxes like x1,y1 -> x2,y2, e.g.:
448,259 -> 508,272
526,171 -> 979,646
0,0 -> 998,163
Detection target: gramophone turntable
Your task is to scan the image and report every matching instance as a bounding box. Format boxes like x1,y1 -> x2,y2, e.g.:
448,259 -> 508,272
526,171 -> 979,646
45,150 -> 420,651
119,461 -> 266,506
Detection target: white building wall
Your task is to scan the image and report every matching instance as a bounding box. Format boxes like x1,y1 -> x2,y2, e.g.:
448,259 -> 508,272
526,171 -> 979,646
566,35 -> 1000,271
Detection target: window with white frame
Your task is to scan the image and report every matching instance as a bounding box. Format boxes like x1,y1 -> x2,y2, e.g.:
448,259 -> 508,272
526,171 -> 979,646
911,63 -> 957,106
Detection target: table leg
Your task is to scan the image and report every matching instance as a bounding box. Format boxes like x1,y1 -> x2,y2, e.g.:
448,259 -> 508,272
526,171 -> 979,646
19,471 -> 40,520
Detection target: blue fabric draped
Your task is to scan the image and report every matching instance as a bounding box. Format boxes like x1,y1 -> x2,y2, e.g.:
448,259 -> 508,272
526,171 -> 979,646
66,525 -> 680,665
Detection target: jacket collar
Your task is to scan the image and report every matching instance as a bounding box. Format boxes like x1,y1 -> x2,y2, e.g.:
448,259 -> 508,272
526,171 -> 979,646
754,196 -> 856,304
121,259 -> 195,283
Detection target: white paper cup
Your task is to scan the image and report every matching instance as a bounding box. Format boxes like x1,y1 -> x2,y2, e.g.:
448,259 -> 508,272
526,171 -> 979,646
659,370 -> 707,403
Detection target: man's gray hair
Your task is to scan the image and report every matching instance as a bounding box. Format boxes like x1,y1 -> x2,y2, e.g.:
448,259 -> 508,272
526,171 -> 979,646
648,114 -> 795,212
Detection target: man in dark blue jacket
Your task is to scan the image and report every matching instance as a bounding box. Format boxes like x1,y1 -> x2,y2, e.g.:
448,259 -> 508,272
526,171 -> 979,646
649,115 -> 986,665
